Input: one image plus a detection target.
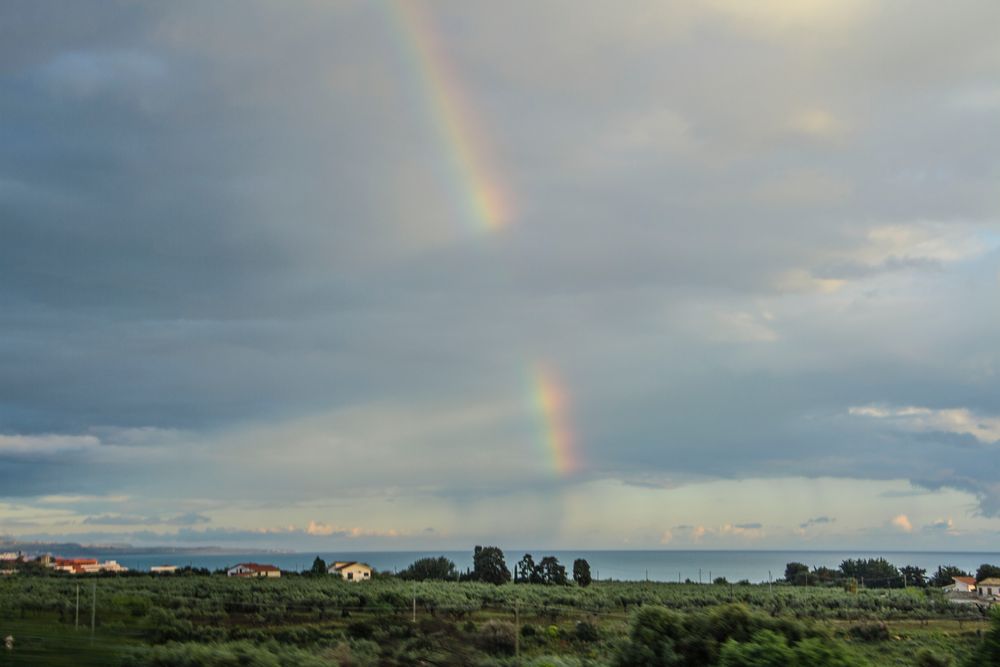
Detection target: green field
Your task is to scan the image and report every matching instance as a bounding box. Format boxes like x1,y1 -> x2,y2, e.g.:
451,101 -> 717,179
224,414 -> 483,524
0,575 -> 994,665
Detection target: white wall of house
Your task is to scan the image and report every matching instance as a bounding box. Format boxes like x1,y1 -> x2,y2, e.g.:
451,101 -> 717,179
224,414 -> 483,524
332,562 -> 372,581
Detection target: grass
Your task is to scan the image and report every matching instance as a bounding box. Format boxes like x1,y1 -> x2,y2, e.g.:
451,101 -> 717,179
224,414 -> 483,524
0,577 -> 992,665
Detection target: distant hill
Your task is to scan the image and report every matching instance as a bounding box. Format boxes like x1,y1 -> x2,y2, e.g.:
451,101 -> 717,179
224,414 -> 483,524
0,537 -> 272,556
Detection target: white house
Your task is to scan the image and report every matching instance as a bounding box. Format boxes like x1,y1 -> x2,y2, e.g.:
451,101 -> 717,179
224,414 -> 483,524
329,561 -> 372,582
227,562 -> 281,578
944,576 -> 976,593
150,565 -> 178,574
977,578 -> 1000,599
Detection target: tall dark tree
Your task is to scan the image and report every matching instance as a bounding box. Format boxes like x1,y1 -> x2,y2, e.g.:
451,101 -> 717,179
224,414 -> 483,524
839,558 -> 901,588
398,556 -> 458,581
784,562 -> 810,585
929,565 -> 970,588
516,554 -> 536,584
573,558 -> 592,587
977,564 -> 1000,582
473,545 -> 511,585
812,566 -> 838,584
537,556 -> 567,585
310,556 -> 327,575
900,565 -> 927,587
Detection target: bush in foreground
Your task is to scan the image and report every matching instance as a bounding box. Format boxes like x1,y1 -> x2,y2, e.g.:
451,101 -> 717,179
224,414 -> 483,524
614,603 -> 860,666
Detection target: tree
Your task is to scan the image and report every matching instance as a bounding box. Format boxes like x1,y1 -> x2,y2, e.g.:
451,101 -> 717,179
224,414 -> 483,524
976,564 -> 1000,582
784,562 -> 810,585
839,558 -> 901,588
516,554 -> 537,584
573,558 -> 592,587
309,556 -> 327,576
472,546 -> 510,585
813,566 -> 839,584
398,556 -> 458,581
537,556 -> 567,585
929,565 -> 970,588
900,565 -> 927,587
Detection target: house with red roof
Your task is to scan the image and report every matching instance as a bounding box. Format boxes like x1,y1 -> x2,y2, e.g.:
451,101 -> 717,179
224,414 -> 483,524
943,576 -> 976,593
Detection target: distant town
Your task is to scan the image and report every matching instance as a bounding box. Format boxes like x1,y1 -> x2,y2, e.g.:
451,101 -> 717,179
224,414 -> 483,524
0,550 -> 373,581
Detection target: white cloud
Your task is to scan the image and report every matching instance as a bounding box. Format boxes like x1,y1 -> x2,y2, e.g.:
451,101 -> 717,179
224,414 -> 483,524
0,434 -> 100,455
849,405 -> 1000,444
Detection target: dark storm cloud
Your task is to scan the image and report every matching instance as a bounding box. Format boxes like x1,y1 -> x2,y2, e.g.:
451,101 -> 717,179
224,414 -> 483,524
1,0 -> 1000,533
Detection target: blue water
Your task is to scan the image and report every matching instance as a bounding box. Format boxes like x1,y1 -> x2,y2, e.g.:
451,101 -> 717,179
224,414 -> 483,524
65,550 -> 1000,583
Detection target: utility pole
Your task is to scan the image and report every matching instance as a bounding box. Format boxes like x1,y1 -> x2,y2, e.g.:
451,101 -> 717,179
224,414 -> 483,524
75,585 -> 80,630
678,571 -> 681,584
709,570 -> 712,583
90,582 -> 96,639
699,568 -> 702,585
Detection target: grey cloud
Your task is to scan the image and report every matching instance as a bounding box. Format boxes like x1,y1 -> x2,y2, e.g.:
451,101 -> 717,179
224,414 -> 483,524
800,517 -> 835,529
1,1 -> 1000,536
735,523 -> 762,530
82,512 -> 209,526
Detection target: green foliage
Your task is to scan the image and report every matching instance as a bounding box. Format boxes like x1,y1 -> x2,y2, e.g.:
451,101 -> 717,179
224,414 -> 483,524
929,566 -> 970,588
476,619 -> 517,655
537,556 -> 568,585
0,571 -> 984,665
847,621 -> 889,642
308,556 -> 326,576
915,647 -> 952,667
121,640 -> 332,667
839,558 -> 901,588
573,558 -> 592,587
718,630 -> 795,667
813,567 -> 839,584
616,603 -> 860,667
472,546 -> 511,585
974,563 -> 1000,582
784,563 -> 809,585
900,565 -> 927,587
398,556 -> 459,581
517,554 -> 539,584
966,605 -> 1000,666
574,620 -> 599,642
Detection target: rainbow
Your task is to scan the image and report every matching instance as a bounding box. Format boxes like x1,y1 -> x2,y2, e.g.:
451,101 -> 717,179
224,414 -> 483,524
533,365 -> 579,476
387,0 -> 512,233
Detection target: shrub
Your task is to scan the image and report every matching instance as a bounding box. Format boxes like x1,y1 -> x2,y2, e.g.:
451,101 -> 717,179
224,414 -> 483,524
477,620 -> 517,655
915,648 -> 951,667
847,621 -> 889,642
346,620 -> 375,640
574,620 -> 599,642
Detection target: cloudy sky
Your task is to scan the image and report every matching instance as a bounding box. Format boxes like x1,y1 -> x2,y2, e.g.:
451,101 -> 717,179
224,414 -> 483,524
2,0 -> 1000,552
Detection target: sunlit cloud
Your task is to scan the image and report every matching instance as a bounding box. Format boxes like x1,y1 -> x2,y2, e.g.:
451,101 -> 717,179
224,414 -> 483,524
890,514 -> 913,533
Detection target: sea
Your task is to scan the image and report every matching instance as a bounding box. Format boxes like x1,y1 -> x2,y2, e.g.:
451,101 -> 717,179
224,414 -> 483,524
65,550 -> 1000,583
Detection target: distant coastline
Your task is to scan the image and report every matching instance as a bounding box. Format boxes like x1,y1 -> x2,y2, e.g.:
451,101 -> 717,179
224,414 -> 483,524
0,538 -> 280,557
